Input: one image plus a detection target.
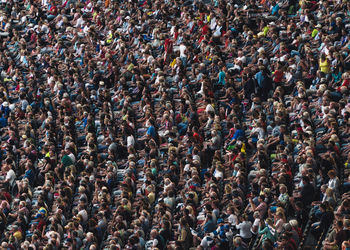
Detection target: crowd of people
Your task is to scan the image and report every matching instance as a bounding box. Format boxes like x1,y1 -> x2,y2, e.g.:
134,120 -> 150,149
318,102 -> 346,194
0,0 -> 350,249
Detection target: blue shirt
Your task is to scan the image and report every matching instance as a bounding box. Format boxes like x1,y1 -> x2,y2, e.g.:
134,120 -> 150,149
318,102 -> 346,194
204,219 -> 216,233
255,71 -> 264,88
272,4 -> 280,16
218,71 -> 226,85
82,116 -> 88,128
24,169 -> 34,185
0,116 -> 7,128
146,125 -> 156,139
232,129 -> 244,140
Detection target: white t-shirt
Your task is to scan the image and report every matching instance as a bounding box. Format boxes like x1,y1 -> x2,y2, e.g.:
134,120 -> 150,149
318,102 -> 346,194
236,221 -> 252,239
68,153 -> 76,163
213,26 -> 222,37
6,169 -> 16,186
253,218 -> 260,228
251,127 -> 265,139
78,209 -> 88,222
206,104 -> 215,113
75,17 -> 85,28
228,214 -> 238,226
200,236 -> 214,249
328,177 -> 340,192
179,44 -> 187,58
127,135 -> 135,148
237,56 -> 246,64
210,18 -> 216,30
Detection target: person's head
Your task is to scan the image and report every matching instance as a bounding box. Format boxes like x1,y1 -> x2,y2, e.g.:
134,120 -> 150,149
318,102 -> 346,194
336,220 -> 343,231
279,184 -> 287,194
289,220 -> 298,229
265,218 -> 273,227
233,237 -> 242,246
206,214 -> 213,221
150,229 -> 158,239
258,195 -> 265,203
253,211 -> 260,219
276,212 -> 284,220
86,232 -> 94,242
180,217 -> 187,227
302,175 -> 310,184
325,188 -> 334,198
328,169 -> 336,179
320,184 -> 328,193
283,223 -> 292,232
280,234 -> 290,246
262,239 -> 273,250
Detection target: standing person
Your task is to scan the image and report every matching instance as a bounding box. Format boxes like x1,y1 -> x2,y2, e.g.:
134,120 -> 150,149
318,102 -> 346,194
236,214 -> 252,244
319,53 -> 331,76
327,170 -> 340,198
179,41 -> 188,67
164,36 -> 174,64
177,217 -> 193,249
255,66 -> 272,101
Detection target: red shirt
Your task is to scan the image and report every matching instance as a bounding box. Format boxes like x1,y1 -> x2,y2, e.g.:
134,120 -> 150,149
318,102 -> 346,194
37,218 -> 46,231
49,5 -> 57,15
164,38 -> 173,53
337,79 -> 350,91
273,70 -> 284,83
201,25 -> 209,35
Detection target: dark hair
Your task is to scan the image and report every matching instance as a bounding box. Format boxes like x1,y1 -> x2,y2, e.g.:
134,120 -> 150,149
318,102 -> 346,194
302,176 -> 310,183
336,220 -> 343,228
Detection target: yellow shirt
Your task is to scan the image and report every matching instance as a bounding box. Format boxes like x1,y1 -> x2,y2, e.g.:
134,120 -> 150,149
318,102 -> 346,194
13,231 -> 22,241
263,26 -> 269,36
148,192 -> 155,204
319,58 -> 330,74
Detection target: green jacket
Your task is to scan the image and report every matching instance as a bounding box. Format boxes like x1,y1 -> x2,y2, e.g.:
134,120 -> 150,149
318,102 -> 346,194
258,225 -> 277,243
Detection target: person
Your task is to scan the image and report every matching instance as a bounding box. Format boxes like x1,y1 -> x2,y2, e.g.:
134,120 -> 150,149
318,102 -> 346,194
177,218 -> 193,249
328,170 -> 340,197
291,176 -> 315,209
311,203 -> 334,237
0,165 -> 16,189
258,218 -> 277,246
202,214 -> 216,234
236,214 -> 252,244
233,236 -> 248,250
150,229 -> 166,250
319,53 -> 331,76
323,220 -> 349,250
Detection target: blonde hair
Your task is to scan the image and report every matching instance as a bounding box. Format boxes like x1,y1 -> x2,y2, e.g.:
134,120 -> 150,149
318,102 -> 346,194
325,188 -> 334,197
